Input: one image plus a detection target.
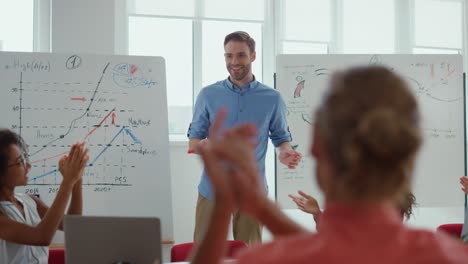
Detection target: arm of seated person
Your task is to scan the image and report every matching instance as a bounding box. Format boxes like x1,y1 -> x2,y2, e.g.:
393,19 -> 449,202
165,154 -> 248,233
31,178 -> 83,231
0,143 -> 87,246
0,180 -> 75,246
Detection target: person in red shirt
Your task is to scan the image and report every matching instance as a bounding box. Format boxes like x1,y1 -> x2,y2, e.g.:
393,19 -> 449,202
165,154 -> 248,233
191,66 -> 468,264
459,177 -> 468,242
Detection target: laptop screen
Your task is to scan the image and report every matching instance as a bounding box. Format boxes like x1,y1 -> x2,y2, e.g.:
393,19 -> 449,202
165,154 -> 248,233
64,216 -> 161,264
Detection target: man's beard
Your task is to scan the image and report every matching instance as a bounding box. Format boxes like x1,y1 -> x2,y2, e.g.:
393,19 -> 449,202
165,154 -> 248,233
229,64 -> 250,81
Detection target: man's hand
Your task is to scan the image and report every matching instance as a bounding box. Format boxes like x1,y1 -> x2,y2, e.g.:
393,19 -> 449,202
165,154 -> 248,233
278,148 -> 302,169
188,138 -> 210,154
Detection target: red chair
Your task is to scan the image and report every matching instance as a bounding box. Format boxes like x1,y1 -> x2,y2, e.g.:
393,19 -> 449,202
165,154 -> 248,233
48,248 -> 65,264
171,240 -> 248,262
436,223 -> 463,238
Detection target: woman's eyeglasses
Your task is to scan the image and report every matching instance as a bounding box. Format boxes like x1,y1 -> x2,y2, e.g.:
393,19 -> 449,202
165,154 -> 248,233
7,153 -> 29,169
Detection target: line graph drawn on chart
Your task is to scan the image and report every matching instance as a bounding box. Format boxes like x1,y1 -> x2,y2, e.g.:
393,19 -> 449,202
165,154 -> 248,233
1,53 -> 174,240
5,58 -> 162,193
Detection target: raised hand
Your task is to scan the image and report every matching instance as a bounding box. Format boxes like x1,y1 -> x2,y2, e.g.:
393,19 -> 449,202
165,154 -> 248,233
288,190 -> 321,216
58,142 -> 89,186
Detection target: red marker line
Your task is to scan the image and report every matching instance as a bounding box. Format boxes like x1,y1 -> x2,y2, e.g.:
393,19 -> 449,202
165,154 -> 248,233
30,109 -> 116,164
130,64 -> 138,75
84,110 -> 115,140
71,97 -> 86,102
31,151 -> 68,164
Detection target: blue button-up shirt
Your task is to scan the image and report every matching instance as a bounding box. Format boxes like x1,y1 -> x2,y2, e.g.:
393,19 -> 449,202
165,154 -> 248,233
188,77 -> 292,200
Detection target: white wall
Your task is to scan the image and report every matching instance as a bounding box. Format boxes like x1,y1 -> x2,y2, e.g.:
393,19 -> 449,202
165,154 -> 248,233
49,0 -> 466,261
169,143 -> 202,243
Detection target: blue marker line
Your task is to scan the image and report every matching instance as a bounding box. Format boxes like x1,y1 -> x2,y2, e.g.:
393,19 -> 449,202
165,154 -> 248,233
28,125 -> 143,182
90,126 -> 126,165
29,169 -> 58,182
124,127 -> 142,144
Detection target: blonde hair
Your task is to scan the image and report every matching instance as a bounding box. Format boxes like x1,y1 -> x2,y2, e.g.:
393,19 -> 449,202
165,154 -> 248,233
315,66 -> 422,201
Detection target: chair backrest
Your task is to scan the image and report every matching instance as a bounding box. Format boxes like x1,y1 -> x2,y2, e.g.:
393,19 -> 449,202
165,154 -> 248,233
171,242 -> 194,262
171,240 -> 248,262
48,248 -> 65,264
436,223 -> 463,238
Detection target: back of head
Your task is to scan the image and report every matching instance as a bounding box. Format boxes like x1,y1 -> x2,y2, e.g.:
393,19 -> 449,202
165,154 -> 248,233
315,66 -> 422,202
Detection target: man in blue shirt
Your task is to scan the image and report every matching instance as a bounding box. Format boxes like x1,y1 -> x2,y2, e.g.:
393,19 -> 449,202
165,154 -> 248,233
187,31 -> 301,245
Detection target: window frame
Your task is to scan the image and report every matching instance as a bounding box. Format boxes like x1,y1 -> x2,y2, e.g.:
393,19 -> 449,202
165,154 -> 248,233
127,1 -> 269,141
124,0 -> 468,141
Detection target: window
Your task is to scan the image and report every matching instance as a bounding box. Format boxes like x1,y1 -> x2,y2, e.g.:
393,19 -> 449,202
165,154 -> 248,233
280,0 -> 465,57
129,0 -> 265,137
413,48 -> 460,54
342,0 -> 395,53
204,0 -> 264,20
281,0 -> 331,54
129,0 -> 467,137
0,0 -> 34,51
129,17 -> 193,135
414,0 -> 463,52
282,42 -> 328,54
283,0 -> 331,41
131,0 -> 195,17
126,0 -> 468,136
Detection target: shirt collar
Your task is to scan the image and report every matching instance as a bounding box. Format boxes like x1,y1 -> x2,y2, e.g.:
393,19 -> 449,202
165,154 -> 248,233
225,75 -> 258,93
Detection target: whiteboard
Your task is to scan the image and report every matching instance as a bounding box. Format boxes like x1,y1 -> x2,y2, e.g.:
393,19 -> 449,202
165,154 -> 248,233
276,54 -> 465,208
0,52 -> 173,241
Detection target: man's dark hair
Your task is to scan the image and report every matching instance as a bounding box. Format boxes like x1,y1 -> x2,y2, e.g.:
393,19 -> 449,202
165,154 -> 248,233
0,129 -> 27,177
224,31 -> 256,53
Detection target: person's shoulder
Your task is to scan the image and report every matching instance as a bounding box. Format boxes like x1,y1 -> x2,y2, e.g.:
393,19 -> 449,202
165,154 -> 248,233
197,80 -> 227,99
15,193 -> 31,200
255,82 -> 281,96
237,233 -> 319,264
255,81 -> 274,91
16,193 -> 39,207
402,228 -> 468,263
202,80 -> 226,91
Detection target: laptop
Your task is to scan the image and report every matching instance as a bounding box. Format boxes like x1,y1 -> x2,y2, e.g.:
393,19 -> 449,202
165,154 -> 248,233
64,215 -> 161,264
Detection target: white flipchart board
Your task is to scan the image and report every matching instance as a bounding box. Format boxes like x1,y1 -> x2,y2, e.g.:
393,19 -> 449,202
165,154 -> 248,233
0,52 -> 173,241
275,54 -> 465,209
